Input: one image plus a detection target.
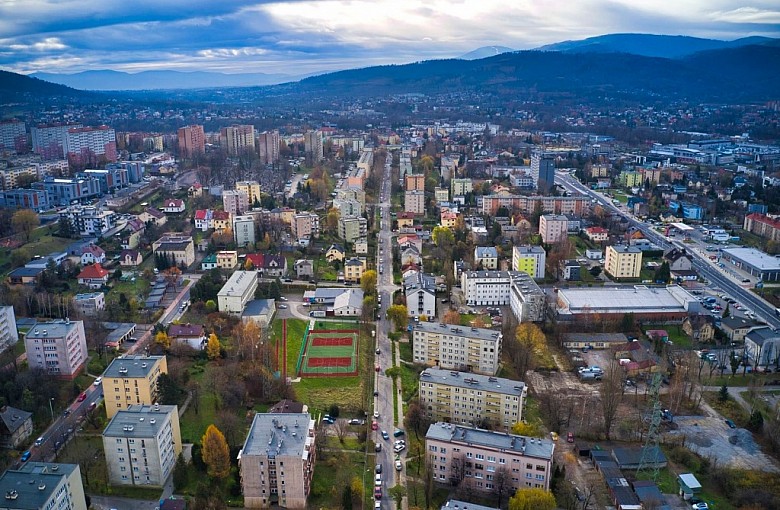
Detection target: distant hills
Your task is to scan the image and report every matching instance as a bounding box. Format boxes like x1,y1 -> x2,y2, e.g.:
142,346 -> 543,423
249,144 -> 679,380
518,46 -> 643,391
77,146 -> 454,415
534,33 -> 778,58
0,70 -> 89,101
29,69 -> 300,91
459,46 -> 515,60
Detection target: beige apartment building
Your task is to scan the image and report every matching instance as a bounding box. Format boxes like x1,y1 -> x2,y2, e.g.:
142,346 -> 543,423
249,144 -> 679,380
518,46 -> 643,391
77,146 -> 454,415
605,245 -> 642,279
102,404 -> 181,487
221,125 -> 256,156
1,463 -> 88,510
405,190 -> 426,215
405,173 -> 425,191
24,319 -> 88,379
239,413 -> 316,509
419,368 -> 526,430
236,181 -> 262,207
412,322 -> 502,375
102,355 -> 168,418
216,250 -> 238,269
291,212 -> 320,241
539,214 -> 568,244
344,257 -> 367,283
338,216 -> 367,243
425,422 -> 554,492
223,189 -> 250,216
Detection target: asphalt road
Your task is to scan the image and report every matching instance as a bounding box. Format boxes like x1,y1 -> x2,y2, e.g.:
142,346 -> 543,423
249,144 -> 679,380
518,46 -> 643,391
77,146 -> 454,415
555,172 -> 780,331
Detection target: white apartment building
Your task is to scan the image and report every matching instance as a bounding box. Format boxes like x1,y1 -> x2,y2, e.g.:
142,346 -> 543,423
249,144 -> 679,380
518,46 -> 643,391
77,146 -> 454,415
65,126 -> 117,162
412,322 -> 502,375
0,305 -> 18,353
24,319 -> 88,379
1,463 -> 88,510
223,189 -> 250,216
509,272 -> 546,323
512,245 -> 546,280
304,130 -> 323,161
539,214 -> 568,244
218,271 -> 259,315
73,292 -> 106,317
59,206 -> 118,237
102,404 -> 182,487
425,423 -> 554,492
404,271 -> 436,318
419,368 -> 526,430
0,120 -> 26,152
461,270 -> 526,306
32,123 -> 82,159
239,413 -> 317,509
233,215 -> 256,248
405,190 -> 426,215
451,178 -> 473,197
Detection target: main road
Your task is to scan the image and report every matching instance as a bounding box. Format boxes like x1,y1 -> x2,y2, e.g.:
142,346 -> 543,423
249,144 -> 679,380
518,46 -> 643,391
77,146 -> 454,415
555,171 -> 780,331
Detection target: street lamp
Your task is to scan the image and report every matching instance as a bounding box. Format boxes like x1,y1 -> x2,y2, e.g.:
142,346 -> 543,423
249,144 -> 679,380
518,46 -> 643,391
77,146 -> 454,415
48,398 -> 54,424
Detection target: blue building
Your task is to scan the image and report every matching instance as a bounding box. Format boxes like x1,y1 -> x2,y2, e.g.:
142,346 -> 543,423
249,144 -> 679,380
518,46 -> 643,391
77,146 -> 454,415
0,188 -> 49,211
668,200 -> 704,221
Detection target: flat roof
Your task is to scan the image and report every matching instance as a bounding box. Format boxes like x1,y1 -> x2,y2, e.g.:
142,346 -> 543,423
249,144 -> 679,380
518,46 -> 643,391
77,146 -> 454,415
243,299 -> 275,317
218,270 -> 258,297
722,247 -> 780,271
441,500 -> 499,510
241,413 -> 314,459
425,422 -> 553,460
26,320 -> 80,339
420,368 -> 524,396
563,333 -> 628,344
103,404 -> 177,438
413,321 -> 502,343
558,285 -> 696,314
103,354 -> 164,378
0,468 -> 72,509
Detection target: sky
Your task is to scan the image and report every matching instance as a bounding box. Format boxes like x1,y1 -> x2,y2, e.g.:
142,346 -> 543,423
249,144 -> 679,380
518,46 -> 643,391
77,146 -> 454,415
0,0 -> 779,76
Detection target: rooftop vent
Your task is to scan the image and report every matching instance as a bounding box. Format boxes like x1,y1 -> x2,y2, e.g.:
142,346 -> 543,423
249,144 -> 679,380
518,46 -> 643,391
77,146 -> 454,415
149,419 -> 156,424
139,417 -> 144,422
38,484 -> 46,491
5,490 -> 18,500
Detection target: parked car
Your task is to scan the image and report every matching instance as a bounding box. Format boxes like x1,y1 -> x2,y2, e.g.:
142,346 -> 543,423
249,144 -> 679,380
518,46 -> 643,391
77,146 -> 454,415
395,460 -> 403,471
77,392 -> 87,402
725,419 -> 736,429
691,503 -> 709,510
93,377 -> 102,386
375,442 -> 381,452
20,451 -> 31,462
375,464 -> 382,474
381,430 -> 389,440
371,420 -> 378,430
278,304 -> 288,309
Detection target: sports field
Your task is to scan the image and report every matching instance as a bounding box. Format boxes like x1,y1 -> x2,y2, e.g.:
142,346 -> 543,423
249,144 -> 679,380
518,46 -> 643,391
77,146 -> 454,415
298,328 -> 359,377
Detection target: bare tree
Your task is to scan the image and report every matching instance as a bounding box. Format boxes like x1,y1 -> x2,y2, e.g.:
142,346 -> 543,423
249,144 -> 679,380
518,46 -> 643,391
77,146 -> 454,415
492,466 -> 512,508
334,418 -> 349,444
449,453 -> 466,487
601,360 -> 624,440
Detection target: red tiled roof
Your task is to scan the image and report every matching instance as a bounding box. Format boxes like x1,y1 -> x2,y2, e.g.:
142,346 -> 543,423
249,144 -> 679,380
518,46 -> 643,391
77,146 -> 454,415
194,209 -> 208,220
246,253 -> 264,267
78,263 -> 109,279
165,199 -> 184,207
586,227 -> 608,234
747,213 -> 780,230
212,210 -> 231,220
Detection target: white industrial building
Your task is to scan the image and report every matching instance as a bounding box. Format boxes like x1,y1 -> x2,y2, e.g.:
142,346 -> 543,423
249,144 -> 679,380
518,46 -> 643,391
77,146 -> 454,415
218,271 -> 259,315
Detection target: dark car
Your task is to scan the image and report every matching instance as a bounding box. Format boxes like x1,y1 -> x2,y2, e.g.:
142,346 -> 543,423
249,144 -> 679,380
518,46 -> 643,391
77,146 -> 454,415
725,419 -> 736,429
20,451 -> 31,462
566,432 -> 575,443
375,464 -> 382,474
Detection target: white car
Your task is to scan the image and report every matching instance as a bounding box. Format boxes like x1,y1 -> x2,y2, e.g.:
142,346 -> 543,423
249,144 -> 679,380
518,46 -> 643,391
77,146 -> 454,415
395,460 -> 403,471
393,444 -> 406,453
373,411 -> 380,419
93,377 -> 102,386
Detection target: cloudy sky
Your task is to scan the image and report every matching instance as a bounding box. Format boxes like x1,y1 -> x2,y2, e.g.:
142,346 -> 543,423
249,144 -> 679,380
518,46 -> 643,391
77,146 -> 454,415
1,0 -> 779,76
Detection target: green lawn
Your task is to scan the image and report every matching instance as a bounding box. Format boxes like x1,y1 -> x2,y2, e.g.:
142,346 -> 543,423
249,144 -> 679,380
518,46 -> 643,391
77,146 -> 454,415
644,324 -> 693,349
459,313 -> 493,327
308,450 -> 374,509
0,233 -> 72,275
269,318 -> 308,377
107,274 -> 151,302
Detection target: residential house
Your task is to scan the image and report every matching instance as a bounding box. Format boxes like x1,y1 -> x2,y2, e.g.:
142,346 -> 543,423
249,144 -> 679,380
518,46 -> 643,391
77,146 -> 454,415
74,292 -> 106,317
201,253 -> 217,271
188,183 -> 203,197
152,234 -> 195,268
216,250 -> 238,270
0,406 -> 33,449
682,315 -> 715,343
354,238 -> 368,254
120,218 -> 145,249
585,226 -> 609,242
719,316 -> 762,343
325,244 -> 345,263
194,209 -> 212,231
119,249 -> 143,267
397,234 -> 423,253
744,327 -> 780,368
404,271 -> 436,318
401,245 -> 422,267
263,254 -> 287,278
77,263 -> 109,289
7,266 -> 44,285
168,323 -> 206,350
244,253 -> 265,270
212,210 -> 232,232
397,212 -> 415,229
162,199 -> 185,214
344,257 -> 367,283
474,246 -> 498,270
440,210 -> 459,229
139,207 -> 167,227
295,259 -> 314,279
80,244 -> 106,265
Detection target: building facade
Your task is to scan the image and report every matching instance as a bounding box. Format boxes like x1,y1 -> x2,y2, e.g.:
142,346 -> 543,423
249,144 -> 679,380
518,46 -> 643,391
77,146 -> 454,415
405,190 -> 426,215
0,463 -> 88,510
233,215 -> 256,248
338,216 -> 367,243
239,413 -> 317,509
511,245 -> 546,279
177,125 -> 205,157
508,272 -> 546,323
218,271 -> 259,315
605,245 -> 642,279
152,234 -> 195,268
412,322 -> 502,375
24,319 -> 87,379
0,305 -> 19,353
236,181 -> 262,207
103,355 -> 169,418
223,189 -> 250,216
257,130 -> 280,165
461,270 -> 527,306
102,404 -> 182,487
419,368 -> 526,430
221,125 -> 256,156
539,214 -> 568,244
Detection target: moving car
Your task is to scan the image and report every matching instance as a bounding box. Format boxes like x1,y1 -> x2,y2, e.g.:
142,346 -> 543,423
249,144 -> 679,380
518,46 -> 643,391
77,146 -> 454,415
93,376 -> 102,386
20,451 -> 31,462
77,392 -> 87,402
381,430 -> 389,440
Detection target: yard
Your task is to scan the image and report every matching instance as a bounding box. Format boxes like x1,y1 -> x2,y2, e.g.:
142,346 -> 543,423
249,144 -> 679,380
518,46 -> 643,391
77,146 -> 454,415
0,232 -> 72,275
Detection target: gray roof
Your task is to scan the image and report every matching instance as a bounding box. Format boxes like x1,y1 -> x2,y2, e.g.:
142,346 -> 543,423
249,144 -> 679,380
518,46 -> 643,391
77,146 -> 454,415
8,266 -> 44,277
420,368 -> 524,396
26,320 -> 81,340
745,326 -> 780,347
441,500 -> 499,510
103,355 -> 165,379
474,246 -> 498,258
0,406 -> 32,434
563,333 -> 628,344
462,270 -> 513,280
413,321 -> 502,343
514,245 -> 545,255
243,299 -> 276,318
0,464 -> 78,510
557,285 -> 695,315
425,422 -> 553,460
722,247 -> 780,271
241,413 -> 314,459
719,316 -> 762,331
404,271 -> 435,291
103,404 -> 177,438
610,244 -> 642,254
333,289 -> 364,310
611,446 -> 666,467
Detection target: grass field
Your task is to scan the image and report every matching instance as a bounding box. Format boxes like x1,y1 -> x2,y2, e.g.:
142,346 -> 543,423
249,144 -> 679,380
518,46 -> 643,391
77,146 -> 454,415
308,450 -> 375,509
269,318 -> 307,377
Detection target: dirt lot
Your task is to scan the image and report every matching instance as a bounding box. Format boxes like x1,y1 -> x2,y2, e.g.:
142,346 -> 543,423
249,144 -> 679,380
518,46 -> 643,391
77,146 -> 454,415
668,415 -> 779,472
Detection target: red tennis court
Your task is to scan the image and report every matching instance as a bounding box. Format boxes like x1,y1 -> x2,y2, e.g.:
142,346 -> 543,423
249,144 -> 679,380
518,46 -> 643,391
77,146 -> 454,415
311,336 -> 353,347
306,356 -> 353,367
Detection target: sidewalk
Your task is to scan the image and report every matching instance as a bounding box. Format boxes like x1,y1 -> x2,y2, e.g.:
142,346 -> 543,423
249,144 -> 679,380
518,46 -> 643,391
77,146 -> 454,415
393,340 -> 409,510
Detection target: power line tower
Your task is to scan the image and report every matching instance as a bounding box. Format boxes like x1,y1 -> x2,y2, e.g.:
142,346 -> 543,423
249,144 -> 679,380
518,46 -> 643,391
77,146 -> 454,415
636,371 -> 664,480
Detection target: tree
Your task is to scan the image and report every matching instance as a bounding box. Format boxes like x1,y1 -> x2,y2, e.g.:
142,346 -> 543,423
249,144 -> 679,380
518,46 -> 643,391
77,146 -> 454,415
387,304 -> 408,331
511,421 -> 543,437
360,270 -> 377,296
601,360 -> 624,440
334,418 -> 349,444
388,485 -> 407,510
155,331 -> 171,350
432,226 -> 455,248
172,453 -> 189,491
12,209 -> 39,242
653,261 -> 670,283
10,248 -> 30,268
508,488 -> 556,510
57,217 -> 74,238
201,424 -> 231,479
404,400 -> 426,440
205,300 -> 217,313
719,384 -> 730,402
511,323 -> 546,377
723,303 -> 730,318
206,333 -> 221,360
443,309 -> 461,325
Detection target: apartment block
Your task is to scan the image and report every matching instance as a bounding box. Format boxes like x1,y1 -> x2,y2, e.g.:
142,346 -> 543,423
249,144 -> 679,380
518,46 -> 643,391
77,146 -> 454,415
221,125 -> 256,156
73,292 -> 106,317
0,306 -> 18,353
102,404 -> 182,487
103,355 -> 168,418
236,181 -> 262,207
425,423 -> 554,492
512,246 -> 546,279
31,123 -> 83,159
481,195 -> 590,216
177,125 -> 205,157
412,322 -> 502,375
743,213 -> 780,242
1,463 -> 88,510
0,120 -> 26,153
461,270 -> 526,306
223,189 -> 250,216
508,272 -> 546,323
539,214 -> 568,244
239,413 -> 317,509
451,178 -> 473,197
531,153 -> 555,194
65,126 -> 117,164
405,190 -> 426,215
0,188 -> 49,211
404,271 -> 436,318
605,245 -> 642,279
59,205 -> 117,237
233,215 -> 256,248
304,130 -> 323,161
24,319 -> 87,379
257,130 -> 280,165
218,271 -> 259,315
39,175 -> 102,206
405,173 -> 425,191
337,216 -> 367,243
419,368 -> 526,429
291,212 -> 320,241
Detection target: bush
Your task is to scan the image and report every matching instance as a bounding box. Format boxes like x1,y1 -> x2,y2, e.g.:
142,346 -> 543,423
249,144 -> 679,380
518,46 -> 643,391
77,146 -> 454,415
328,404 -> 340,418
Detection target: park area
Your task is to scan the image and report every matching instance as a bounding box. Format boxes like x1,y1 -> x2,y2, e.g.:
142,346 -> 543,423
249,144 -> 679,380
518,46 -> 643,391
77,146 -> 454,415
298,327 -> 359,377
